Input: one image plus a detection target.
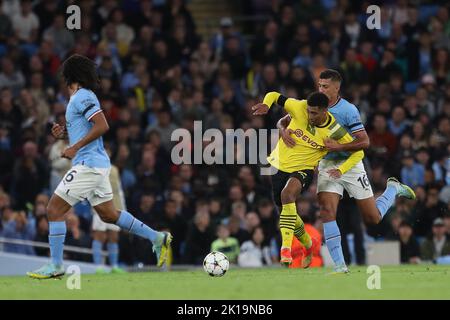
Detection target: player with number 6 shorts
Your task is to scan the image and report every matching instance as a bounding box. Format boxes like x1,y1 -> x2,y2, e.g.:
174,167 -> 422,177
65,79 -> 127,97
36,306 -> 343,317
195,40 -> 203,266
277,69 -> 416,274
27,54 -> 172,279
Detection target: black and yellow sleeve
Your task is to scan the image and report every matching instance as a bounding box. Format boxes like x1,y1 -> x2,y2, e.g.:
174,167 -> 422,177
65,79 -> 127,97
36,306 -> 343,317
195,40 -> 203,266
262,91 -> 306,119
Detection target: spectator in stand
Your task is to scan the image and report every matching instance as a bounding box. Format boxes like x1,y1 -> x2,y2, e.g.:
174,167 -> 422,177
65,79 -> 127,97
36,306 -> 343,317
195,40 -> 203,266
257,198 -> 277,246
64,211 -> 91,262
108,8 -> 135,48
42,14 -> 75,59
211,223 -> 240,264
0,191 -> 11,217
244,211 -> 261,236
411,121 -> 429,151
228,214 -> 251,245
420,218 -> 450,262
0,3 -> 12,44
209,17 -> 245,57
388,106 -> 409,137
10,141 -> 48,210
208,197 -> 226,227
444,215 -> 450,237
412,184 -> 449,237
238,226 -> 272,267
397,221 -> 421,264
368,113 -> 398,164
159,199 -> 187,264
400,150 -> 425,189
34,215 -> 49,257
0,57 -> 25,96
11,0 -> 39,53
2,210 -> 35,255
146,109 -> 178,153
0,123 -> 14,189
183,210 -> 215,264
0,204 -> 14,234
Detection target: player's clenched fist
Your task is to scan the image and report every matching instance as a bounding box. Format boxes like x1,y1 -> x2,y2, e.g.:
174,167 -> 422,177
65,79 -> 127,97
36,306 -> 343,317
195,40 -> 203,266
51,122 -> 66,139
327,168 -> 342,179
323,138 -> 342,152
61,145 -> 79,160
252,103 -> 270,115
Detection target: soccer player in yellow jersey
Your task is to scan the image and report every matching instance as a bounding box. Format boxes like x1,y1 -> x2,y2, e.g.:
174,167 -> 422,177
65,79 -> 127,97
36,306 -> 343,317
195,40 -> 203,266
277,69 -> 416,274
252,91 -> 364,267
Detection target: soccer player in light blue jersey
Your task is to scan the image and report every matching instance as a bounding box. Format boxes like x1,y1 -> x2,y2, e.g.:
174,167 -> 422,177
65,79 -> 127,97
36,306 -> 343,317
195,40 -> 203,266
277,69 -> 416,274
27,55 -> 172,279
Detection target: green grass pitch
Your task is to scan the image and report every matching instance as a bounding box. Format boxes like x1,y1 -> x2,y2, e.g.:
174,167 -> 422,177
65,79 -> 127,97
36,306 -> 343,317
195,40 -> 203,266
1,265 -> 449,299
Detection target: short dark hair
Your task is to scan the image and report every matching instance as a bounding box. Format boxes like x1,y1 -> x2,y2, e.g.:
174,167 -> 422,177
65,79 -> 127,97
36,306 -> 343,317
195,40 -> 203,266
319,69 -> 342,83
399,220 -> 412,228
61,54 -> 99,90
307,91 -> 329,109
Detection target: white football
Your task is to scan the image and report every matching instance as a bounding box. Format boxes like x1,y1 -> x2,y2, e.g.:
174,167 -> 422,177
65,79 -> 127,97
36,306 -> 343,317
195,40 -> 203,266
203,251 -> 229,277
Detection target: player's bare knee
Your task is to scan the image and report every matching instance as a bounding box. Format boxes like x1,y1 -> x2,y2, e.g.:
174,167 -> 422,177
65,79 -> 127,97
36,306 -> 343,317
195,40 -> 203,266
93,231 -> 106,242
97,208 -> 119,224
365,214 -> 381,225
319,205 -> 336,222
280,187 -> 296,204
108,231 -> 119,243
47,205 -> 62,220
100,213 -> 116,224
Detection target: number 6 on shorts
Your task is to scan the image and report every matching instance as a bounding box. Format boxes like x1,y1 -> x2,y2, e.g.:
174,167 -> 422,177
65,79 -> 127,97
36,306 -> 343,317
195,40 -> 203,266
64,170 -> 77,183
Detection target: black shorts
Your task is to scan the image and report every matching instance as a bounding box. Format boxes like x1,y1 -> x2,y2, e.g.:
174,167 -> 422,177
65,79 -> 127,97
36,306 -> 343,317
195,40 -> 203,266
270,169 -> 314,208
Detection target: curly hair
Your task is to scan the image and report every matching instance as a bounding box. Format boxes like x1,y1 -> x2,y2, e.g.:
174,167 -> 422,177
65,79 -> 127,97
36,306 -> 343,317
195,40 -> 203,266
60,54 -> 99,90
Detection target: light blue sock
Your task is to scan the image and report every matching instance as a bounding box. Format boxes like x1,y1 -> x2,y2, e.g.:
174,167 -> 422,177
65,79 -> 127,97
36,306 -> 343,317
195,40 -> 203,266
49,221 -> 66,267
115,210 -> 159,243
92,240 -> 103,266
436,255 -> 450,265
107,242 -> 119,267
323,221 -> 346,268
375,185 -> 397,219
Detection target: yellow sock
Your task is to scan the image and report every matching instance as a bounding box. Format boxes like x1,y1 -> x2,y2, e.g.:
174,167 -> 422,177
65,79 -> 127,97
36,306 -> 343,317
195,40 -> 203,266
294,215 -> 312,249
279,203 -> 297,249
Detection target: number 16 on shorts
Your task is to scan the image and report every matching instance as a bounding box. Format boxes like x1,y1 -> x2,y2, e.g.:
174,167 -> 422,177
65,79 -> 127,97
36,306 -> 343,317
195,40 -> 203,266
357,174 -> 370,190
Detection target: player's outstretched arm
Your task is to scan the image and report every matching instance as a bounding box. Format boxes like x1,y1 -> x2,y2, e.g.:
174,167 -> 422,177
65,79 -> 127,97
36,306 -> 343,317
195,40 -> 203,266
252,91 -> 282,115
327,149 -> 364,179
61,112 -> 109,159
338,149 -> 364,175
251,102 -> 270,115
252,91 -> 301,118
324,129 -> 370,152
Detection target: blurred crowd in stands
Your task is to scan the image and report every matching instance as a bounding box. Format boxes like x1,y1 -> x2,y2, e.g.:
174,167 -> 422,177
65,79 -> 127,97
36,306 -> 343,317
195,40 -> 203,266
0,0 -> 449,267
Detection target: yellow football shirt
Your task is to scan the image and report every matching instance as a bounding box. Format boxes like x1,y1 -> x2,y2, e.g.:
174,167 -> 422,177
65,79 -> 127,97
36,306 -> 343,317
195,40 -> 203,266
265,94 -> 363,173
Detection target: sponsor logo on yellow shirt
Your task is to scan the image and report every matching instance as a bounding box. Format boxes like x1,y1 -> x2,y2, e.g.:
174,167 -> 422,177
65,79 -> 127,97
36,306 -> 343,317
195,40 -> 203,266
293,129 -> 324,149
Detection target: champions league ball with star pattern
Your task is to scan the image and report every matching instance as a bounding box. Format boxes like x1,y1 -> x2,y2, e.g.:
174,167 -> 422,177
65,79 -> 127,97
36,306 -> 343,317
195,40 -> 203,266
203,251 -> 229,277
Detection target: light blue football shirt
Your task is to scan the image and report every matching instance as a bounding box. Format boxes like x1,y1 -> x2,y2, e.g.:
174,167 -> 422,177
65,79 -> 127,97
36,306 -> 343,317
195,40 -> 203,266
65,88 -> 110,168
324,97 -> 365,161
